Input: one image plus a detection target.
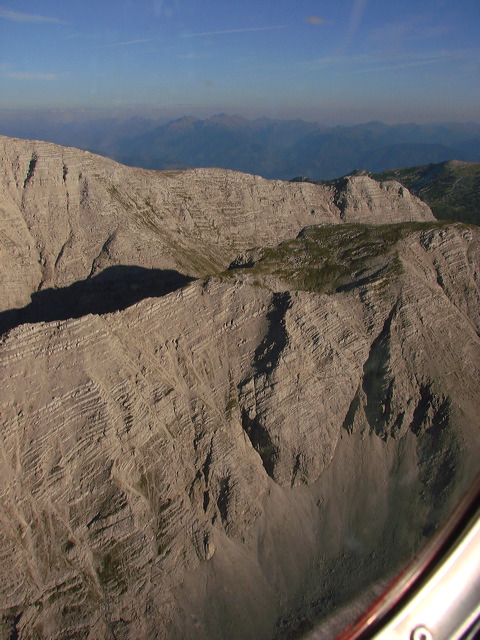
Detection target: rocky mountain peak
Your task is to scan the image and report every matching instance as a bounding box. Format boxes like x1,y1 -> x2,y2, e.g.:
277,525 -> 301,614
0,135 -> 432,316
0,136 -> 477,640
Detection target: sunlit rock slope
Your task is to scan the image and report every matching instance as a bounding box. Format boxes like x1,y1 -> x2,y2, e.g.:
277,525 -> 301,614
0,135 -> 432,313
0,138 -> 478,640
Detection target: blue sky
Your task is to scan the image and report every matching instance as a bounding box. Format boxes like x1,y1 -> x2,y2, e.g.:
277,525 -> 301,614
0,0 -> 479,123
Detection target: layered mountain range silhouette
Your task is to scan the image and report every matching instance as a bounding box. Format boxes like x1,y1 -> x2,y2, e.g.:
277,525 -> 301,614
2,111 -> 479,180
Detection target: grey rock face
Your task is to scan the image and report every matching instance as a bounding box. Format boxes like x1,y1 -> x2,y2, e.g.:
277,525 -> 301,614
0,136 -> 432,313
0,138 -> 477,640
332,173 -> 433,222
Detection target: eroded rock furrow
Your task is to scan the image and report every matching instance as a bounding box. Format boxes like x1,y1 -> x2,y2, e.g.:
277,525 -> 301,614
0,137 -> 478,640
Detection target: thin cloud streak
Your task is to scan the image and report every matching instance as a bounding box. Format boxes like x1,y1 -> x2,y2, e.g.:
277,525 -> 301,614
300,54 -> 371,71
357,52 -> 476,73
181,25 -> 286,38
368,21 -> 450,45
176,52 -> 210,60
65,32 -> 101,40
103,39 -> 155,48
297,48 -> 478,73
0,6 -> 68,24
338,0 -> 368,53
357,59 -> 447,73
6,71 -> 62,80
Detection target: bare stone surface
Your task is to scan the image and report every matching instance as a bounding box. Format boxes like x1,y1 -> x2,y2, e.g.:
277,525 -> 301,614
333,173 -> 435,223
0,138 -> 477,640
0,135 -> 432,313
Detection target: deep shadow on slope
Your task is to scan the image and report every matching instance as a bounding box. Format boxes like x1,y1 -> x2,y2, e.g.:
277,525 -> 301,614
0,266 -> 195,334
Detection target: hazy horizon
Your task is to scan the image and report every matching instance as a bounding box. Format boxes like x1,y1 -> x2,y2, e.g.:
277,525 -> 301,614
1,1 -> 479,124
0,106 -> 479,130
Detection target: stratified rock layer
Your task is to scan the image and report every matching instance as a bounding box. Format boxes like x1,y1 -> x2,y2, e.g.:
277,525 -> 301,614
0,218 -> 478,639
0,135 -> 433,313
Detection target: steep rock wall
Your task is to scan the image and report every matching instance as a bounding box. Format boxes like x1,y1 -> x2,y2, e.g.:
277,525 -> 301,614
0,223 -> 478,640
0,136 -> 433,313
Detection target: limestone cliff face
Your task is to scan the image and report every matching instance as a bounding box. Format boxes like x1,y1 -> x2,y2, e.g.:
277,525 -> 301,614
0,136 -> 433,313
332,173 -> 434,223
0,215 -> 478,638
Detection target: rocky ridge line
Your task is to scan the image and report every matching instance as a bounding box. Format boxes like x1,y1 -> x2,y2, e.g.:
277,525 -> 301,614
0,135 -> 432,316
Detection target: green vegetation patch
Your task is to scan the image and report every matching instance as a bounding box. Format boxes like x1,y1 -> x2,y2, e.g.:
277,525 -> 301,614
228,221 -> 458,294
107,184 -> 134,211
373,161 -> 480,226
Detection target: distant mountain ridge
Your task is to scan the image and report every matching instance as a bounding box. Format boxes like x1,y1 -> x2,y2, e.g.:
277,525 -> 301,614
107,116 -> 480,180
1,111 -> 479,180
373,160 -> 480,226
